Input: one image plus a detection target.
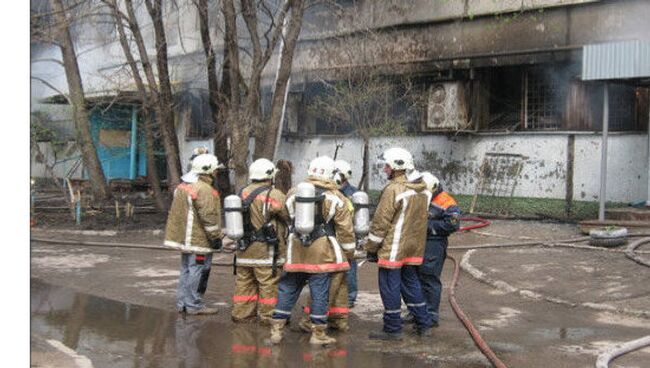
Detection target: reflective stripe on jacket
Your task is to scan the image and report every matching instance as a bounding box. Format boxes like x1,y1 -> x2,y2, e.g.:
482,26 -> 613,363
164,175 -> 223,251
235,182 -> 290,267
365,172 -> 429,269
283,177 -> 356,273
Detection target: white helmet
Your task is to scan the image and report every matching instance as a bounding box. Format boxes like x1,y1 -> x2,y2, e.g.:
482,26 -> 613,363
380,147 -> 414,171
334,160 -> 352,181
307,156 -> 336,181
190,146 -> 210,161
190,154 -> 221,175
249,158 -> 277,181
421,171 -> 440,193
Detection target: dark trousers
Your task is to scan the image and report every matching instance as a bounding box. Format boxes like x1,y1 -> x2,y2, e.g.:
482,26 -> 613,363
272,272 -> 331,325
347,259 -> 358,305
378,266 -> 432,333
417,237 -> 448,322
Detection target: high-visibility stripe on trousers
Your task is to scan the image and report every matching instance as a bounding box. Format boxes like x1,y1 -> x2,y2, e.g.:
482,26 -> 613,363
378,266 -> 432,333
302,271 -> 349,322
232,266 -> 280,322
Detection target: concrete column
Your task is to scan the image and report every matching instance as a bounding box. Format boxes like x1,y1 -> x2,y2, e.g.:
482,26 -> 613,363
598,83 -> 609,222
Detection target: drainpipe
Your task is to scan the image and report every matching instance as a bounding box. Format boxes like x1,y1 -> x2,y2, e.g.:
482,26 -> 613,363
599,83 -> 609,222
129,107 -> 138,180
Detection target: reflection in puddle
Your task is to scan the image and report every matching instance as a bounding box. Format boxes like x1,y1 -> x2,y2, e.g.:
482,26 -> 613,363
30,279 -> 429,367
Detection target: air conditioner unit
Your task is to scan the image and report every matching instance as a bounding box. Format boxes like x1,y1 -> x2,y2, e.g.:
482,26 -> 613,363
425,82 -> 469,131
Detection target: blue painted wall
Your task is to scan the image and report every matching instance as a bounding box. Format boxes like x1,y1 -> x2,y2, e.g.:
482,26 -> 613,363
89,106 -> 147,180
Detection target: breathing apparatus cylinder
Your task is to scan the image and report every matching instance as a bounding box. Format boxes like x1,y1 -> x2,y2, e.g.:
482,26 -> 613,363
352,191 -> 370,237
224,195 -> 244,241
294,182 -> 316,237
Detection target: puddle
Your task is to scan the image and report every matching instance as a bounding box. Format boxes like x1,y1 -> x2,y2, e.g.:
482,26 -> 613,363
529,327 -> 597,341
31,279 -> 436,367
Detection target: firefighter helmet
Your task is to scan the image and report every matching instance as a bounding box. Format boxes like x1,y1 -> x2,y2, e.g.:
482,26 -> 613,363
249,158 -> 277,181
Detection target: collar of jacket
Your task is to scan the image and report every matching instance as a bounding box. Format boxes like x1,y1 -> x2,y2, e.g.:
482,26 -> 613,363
307,177 -> 337,190
391,172 -> 427,192
198,174 -> 214,185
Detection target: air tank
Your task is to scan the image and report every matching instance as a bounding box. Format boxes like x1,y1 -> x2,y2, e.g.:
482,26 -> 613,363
294,182 -> 316,236
352,191 -> 369,236
224,195 -> 244,240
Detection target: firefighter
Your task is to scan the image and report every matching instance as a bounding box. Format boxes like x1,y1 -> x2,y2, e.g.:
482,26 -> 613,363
270,156 -> 356,345
165,153 -> 224,315
364,147 -> 433,339
418,172 -> 460,326
231,158 -> 290,325
333,159 -> 359,308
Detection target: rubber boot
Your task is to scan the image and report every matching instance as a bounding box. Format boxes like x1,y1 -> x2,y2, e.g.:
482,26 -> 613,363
298,316 -> 312,333
270,319 -> 287,345
327,318 -> 349,332
309,324 -> 336,345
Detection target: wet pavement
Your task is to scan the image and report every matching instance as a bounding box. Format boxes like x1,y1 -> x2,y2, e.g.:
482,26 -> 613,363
31,279 -> 435,368
30,220 -> 650,367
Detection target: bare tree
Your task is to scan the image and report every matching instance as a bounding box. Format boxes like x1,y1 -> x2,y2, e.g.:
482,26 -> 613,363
220,0 -> 306,190
44,0 -> 112,201
103,0 -> 166,211
195,0 -> 232,195
308,71 -> 421,190
143,0 -> 183,188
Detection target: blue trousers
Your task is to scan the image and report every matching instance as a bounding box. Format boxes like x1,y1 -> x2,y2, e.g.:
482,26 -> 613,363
417,237 -> 448,322
347,259 -> 358,305
272,272 -> 331,325
378,266 -> 433,333
176,253 -> 213,312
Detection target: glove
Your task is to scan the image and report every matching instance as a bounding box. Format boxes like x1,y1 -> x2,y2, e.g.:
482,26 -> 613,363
211,238 -> 223,251
366,252 -> 378,263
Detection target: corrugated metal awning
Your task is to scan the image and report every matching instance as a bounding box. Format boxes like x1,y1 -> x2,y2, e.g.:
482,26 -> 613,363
582,40 -> 650,81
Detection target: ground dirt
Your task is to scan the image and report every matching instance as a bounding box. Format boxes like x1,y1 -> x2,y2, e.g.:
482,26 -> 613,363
30,218 -> 650,368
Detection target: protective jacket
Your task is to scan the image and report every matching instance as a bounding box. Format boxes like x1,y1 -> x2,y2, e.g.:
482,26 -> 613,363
365,172 -> 430,269
427,191 -> 461,239
236,182 -> 290,267
164,175 -> 223,252
284,177 -> 356,273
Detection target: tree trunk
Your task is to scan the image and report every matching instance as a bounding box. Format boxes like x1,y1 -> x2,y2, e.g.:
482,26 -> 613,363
142,109 -> 166,211
222,0 -> 247,190
50,0 -> 111,201
145,0 -> 182,189
107,0 -> 166,211
197,0 -> 232,195
359,136 -> 370,191
254,0 -> 305,160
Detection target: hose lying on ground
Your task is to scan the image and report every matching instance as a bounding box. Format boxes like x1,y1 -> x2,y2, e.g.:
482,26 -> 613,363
459,217 -> 491,232
595,335 -> 650,368
447,254 -> 508,368
625,237 -> 650,267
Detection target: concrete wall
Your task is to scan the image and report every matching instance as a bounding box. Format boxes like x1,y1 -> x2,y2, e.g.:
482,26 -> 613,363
276,133 -> 648,203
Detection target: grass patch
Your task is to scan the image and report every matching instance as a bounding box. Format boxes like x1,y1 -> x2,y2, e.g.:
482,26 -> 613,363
368,190 -> 627,221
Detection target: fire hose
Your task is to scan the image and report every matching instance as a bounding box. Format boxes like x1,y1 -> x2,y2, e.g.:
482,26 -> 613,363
625,237 -> 650,267
459,216 -> 491,232
595,335 -> 650,368
447,254 -> 507,368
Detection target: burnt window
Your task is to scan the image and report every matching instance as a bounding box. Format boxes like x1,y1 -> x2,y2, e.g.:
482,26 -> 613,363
486,67 -> 523,130
590,83 -> 647,132
524,68 -> 568,130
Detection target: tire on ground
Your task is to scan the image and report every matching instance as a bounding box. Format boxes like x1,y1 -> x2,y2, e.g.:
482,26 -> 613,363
588,237 -> 628,247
